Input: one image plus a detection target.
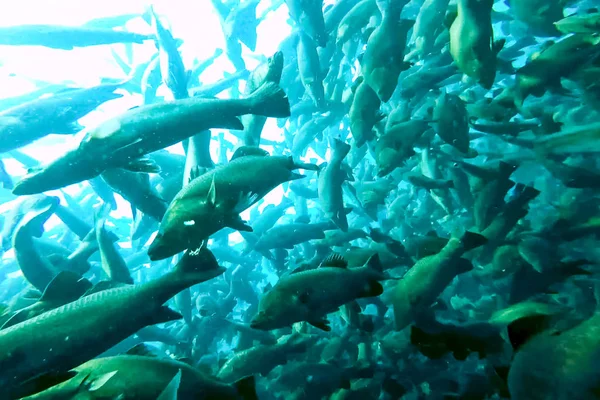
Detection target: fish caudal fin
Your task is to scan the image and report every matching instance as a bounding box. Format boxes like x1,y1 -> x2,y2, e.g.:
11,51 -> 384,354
460,231 -> 488,252
234,376 -> 259,400
246,82 -> 291,118
173,247 -> 226,286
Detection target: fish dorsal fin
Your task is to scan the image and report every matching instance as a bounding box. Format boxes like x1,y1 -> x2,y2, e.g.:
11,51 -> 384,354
207,175 -> 217,206
320,253 -> 348,268
39,271 -> 92,303
125,343 -> 159,357
84,280 -> 129,297
230,146 -> 269,161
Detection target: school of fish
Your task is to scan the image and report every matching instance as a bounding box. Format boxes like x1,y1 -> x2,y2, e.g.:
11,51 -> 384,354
0,0 -> 599,398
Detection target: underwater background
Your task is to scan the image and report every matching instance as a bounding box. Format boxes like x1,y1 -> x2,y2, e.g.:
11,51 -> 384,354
0,0 -> 599,399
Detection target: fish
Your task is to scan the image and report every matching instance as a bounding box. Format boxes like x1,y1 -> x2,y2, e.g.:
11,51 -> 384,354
0,82 -> 125,154
448,0 -> 504,89
318,138 -> 352,231
150,6 -> 190,100
1,1 -> 600,399
95,207 -> 134,284
218,332 -> 314,382
555,11 -> 600,34
0,247 -> 225,398
243,52 -> 285,147
286,0 -> 328,47
0,25 -> 153,49
12,82 -> 291,195
393,231 -> 487,331
148,147 -> 318,261
22,355 -> 258,400
361,0 -> 413,102
251,253 -> 388,331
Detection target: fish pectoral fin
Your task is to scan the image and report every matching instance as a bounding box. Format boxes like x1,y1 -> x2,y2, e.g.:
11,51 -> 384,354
226,214 -> 253,232
308,318 -> 331,332
80,370 -> 119,393
234,190 -> 260,213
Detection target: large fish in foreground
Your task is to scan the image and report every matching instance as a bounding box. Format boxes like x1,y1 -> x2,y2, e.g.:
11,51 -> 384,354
148,147 -> 318,261
22,355 -> 258,400
0,248 -> 224,398
12,82 -> 290,195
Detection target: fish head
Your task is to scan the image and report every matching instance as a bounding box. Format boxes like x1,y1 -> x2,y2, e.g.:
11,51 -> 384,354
250,287 -> 303,330
249,309 -> 280,330
376,148 -> 398,178
12,148 -> 95,196
148,197 -> 226,261
147,217 -> 194,261
12,166 -> 58,196
147,230 -> 181,261
268,51 -> 284,80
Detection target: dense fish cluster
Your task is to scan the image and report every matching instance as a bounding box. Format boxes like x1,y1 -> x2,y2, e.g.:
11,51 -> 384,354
0,0 -> 600,398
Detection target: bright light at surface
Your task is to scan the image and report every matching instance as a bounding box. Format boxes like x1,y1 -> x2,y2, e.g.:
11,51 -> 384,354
0,0 -> 291,222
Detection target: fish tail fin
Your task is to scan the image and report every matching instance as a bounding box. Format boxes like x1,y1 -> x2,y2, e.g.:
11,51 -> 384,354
234,376 -> 258,400
460,231 -> 488,251
19,196 -> 60,236
245,82 -> 291,118
454,258 -> 474,274
359,281 -> 384,298
519,185 -> 541,204
173,247 -> 226,286
366,254 -> 383,273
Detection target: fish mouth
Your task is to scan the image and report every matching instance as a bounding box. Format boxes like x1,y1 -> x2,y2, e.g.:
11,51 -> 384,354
12,176 -> 41,196
147,236 -> 173,261
249,319 -> 267,330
